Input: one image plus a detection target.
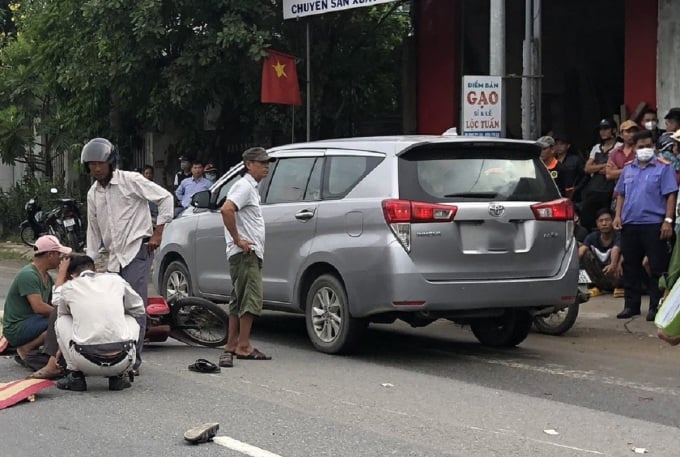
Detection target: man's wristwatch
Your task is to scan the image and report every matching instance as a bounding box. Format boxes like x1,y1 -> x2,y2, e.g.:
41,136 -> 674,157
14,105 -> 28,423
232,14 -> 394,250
664,217 -> 674,224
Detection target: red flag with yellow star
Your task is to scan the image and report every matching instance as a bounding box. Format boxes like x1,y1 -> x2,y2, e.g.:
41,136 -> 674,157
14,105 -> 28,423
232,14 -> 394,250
261,49 -> 302,106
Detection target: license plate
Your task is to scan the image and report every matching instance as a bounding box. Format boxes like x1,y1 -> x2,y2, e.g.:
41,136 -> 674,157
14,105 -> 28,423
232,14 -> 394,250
63,218 -> 76,228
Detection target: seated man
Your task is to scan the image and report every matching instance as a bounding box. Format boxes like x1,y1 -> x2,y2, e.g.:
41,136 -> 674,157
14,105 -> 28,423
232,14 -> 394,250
1,235 -> 71,362
55,255 -> 145,392
578,208 -> 624,297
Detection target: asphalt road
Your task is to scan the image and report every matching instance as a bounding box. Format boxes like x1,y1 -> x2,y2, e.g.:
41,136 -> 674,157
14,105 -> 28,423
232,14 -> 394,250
1,259 -> 679,457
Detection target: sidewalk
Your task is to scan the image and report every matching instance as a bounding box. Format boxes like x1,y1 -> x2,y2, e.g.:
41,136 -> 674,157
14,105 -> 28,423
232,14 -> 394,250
574,291 -> 661,338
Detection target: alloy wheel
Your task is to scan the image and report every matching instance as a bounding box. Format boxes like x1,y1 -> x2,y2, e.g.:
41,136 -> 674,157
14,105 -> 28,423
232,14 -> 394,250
311,286 -> 343,343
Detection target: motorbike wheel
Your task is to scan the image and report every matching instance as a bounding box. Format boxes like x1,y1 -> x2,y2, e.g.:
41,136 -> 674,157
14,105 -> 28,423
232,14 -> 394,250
170,297 -> 229,347
20,225 -> 37,247
64,231 -> 79,251
533,303 -> 580,336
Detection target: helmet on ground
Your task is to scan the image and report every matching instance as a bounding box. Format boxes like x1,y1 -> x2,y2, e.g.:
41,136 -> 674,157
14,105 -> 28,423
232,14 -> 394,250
80,138 -> 118,171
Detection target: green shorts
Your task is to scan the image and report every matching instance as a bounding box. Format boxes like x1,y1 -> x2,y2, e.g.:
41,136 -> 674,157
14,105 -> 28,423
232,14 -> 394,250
228,252 -> 263,317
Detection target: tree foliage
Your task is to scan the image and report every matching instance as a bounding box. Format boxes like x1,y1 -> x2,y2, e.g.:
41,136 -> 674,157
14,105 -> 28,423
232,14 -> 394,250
0,0 -> 410,176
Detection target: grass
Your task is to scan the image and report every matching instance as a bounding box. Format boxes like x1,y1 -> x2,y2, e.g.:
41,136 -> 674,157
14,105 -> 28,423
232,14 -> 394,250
0,250 -> 28,261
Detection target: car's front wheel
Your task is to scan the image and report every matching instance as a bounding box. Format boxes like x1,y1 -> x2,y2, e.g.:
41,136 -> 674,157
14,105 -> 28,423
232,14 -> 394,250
305,274 -> 366,354
470,310 -> 532,347
161,260 -> 193,302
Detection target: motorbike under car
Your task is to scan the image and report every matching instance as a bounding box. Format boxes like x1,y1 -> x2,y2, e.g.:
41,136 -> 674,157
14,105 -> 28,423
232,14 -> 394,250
146,295 -> 229,347
532,269 -> 591,336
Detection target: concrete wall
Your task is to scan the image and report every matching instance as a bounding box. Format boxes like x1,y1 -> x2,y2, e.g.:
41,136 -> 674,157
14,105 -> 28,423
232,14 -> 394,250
657,0 -> 680,117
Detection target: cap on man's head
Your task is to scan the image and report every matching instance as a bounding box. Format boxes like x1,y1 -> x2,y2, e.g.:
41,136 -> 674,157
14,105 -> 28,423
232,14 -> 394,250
242,147 -> 275,163
34,235 -> 72,255
599,118 -> 617,130
619,120 -> 639,132
204,163 -> 216,172
664,108 -> 680,122
553,132 -> 570,143
179,155 -> 191,162
536,136 -> 555,149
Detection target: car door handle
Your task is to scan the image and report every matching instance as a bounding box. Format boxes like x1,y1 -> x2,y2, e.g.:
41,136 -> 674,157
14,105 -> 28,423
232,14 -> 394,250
295,209 -> 316,221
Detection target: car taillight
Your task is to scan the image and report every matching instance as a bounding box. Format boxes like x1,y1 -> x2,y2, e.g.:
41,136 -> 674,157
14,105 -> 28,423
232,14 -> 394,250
382,200 -> 457,252
531,198 -> 574,251
531,198 -> 574,221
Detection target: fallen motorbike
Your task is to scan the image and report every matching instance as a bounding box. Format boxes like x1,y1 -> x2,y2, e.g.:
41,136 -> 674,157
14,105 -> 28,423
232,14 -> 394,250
146,295 -> 229,347
19,188 -> 85,251
532,269 -> 591,335
19,197 -> 52,247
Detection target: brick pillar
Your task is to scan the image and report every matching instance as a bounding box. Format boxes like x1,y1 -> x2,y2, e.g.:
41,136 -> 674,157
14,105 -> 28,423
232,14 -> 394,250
624,0 -> 658,119
416,0 -> 461,134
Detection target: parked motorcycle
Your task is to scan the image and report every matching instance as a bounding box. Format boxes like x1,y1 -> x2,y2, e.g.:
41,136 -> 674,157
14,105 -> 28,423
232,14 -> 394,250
532,270 -> 591,335
146,295 -> 229,347
19,188 -> 85,251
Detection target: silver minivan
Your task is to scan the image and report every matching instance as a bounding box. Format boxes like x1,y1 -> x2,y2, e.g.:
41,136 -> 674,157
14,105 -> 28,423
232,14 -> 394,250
152,135 -> 579,353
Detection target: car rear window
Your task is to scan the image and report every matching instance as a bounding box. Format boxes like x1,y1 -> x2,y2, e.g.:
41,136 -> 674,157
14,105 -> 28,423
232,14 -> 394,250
398,144 -> 560,202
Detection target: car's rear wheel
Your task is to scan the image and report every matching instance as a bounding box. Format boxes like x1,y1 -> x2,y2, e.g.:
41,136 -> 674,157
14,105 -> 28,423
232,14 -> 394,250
161,260 -> 193,302
470,310 -> 532,347
305,274 -> 366,354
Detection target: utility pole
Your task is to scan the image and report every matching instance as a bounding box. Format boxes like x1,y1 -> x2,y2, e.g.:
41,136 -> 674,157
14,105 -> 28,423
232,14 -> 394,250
489,0 -> 506,137
521,0 -> 541,140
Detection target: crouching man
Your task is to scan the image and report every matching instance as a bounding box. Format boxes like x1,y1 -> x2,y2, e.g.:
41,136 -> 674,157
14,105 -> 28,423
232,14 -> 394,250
55,255 -> 145,392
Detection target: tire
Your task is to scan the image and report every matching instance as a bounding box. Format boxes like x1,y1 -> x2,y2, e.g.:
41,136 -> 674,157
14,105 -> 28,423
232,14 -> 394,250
533,303 -> 579,336
470,310 -> 533,348
20,225 -> 37,247
161,260 -> 193,302
304,274 -> 366,354
64,231 -> 79,251
170,297 -> 229,347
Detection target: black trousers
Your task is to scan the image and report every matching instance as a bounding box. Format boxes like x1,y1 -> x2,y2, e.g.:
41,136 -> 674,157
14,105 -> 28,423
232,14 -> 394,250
621,223 -> 672,313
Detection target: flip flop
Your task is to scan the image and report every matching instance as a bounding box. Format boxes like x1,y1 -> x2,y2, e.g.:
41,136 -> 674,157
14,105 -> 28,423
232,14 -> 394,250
14,355 -> 28,368
236,348 -> 271,360
188,359 -> 221,374
218,351 -> 234,368
184,422 -> 219,444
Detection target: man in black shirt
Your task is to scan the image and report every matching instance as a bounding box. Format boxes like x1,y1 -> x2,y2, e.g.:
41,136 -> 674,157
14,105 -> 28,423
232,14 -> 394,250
578,208 -> 623,297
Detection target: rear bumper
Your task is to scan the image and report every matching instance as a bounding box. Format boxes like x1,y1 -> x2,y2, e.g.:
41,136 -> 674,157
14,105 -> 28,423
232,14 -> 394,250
345,240 -> 579,318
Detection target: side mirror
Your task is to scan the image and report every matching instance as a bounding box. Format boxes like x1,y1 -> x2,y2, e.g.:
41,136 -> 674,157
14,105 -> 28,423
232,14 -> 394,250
191,190 -> 212,209
50,188 -> 58,194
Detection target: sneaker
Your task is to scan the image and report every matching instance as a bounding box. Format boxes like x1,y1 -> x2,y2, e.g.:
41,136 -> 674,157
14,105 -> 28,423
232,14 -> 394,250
108,374 -> 132,391
588,287 -> 601,297
613,288 -> 625,298
56,371 -> 87,392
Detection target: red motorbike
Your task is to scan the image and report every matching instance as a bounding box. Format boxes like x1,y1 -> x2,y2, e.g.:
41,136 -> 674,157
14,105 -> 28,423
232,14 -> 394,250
146,296 -> 229,347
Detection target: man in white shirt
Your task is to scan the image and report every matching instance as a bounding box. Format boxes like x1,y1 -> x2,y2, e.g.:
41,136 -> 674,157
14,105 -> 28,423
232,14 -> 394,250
81,138 -> 173,374
218,147 -> 275,367
55,255 -> 145,391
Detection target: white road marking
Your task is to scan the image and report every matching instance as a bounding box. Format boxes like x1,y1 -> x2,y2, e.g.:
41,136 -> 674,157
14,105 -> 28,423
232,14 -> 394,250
466,355 -> 680,397
213,436 -> 283,457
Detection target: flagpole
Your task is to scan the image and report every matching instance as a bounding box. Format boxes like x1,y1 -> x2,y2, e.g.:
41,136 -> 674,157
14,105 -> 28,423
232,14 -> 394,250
291,105 -> 295,143
306,21 -> 311,141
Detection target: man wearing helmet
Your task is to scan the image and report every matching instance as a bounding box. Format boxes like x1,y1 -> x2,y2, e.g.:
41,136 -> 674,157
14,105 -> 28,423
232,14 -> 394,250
81,138 -> 173,374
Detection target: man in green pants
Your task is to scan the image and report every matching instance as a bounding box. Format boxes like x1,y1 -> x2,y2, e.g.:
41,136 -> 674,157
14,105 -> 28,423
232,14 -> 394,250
218,147 -> 276,367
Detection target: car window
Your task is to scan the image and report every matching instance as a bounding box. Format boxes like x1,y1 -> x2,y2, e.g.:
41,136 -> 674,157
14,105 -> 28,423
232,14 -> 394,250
322,156 -> 383,199
398,145 -> 560,202
265,157 -> 317,204
215,172 -> 243,208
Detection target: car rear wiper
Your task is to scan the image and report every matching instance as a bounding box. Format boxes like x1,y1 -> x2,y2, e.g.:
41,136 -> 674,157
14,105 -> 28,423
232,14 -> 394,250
443,192 -> 498,198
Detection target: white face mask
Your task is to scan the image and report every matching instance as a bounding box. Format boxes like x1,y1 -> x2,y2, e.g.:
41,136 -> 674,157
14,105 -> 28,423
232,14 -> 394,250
636,147 -> 655,162
644,120 -> 657,131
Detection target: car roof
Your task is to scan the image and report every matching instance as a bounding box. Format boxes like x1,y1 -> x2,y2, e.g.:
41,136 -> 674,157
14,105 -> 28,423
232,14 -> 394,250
268,135 -> 539,156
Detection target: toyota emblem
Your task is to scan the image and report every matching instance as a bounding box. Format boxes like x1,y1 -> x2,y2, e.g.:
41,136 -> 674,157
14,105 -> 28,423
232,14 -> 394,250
488,203 -> 505,217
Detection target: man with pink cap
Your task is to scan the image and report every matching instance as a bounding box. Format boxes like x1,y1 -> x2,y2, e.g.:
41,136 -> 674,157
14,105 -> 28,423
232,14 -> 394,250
1,235 -> 71,364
